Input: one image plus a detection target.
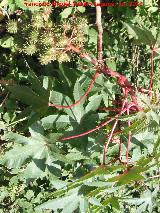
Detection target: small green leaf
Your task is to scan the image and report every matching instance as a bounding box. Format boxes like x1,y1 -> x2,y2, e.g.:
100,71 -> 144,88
60,7 -> 73,19
85,94 -> 102,113
77,6 -> 85,13
0,36 -> 14,48
123,23 -> 156,45
88,28 -> 97,44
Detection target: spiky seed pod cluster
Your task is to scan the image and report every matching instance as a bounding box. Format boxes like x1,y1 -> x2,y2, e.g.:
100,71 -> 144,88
23,43 -> 37,56
57,37 -> 69,47
40,31 -> 55,47
31,12 -> 44,30
56,51 -> 70,63
29,31 -> 39,44
6,11 -> 87,65
6,20 -> 18,34
39,48 -> 57,65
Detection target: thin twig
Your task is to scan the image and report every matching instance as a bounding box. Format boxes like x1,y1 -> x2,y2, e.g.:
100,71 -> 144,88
0,93 -> 9,107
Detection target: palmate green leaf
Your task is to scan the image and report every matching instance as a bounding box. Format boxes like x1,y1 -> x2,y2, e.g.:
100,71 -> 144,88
1,131 -> 69,178
2,132 -> 30,145
125,191 -> 153,213
6,85 -> 48,113
123,23 -> 156,45
134,130 -> 155,143
36,192 -> 79,211
28,69 -> 47,97
49,87 -> 85,123
49,91 -> 72,112
22,160 -> 46,180
1,144 -> 34,168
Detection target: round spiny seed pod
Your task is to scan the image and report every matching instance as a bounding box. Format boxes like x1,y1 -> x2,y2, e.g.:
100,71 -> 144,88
76,17 -> 88,30
40,31 -> 55,46
57,37 -> 69,48
62,21 -> 71,31
39,47 -> 57,65
57,52 -> 70,63
7,20 -> 18,34
44,20 -> 53,28
39,53 -> 52,65
23,43 -> 37,55
32,13 -> 44,29
75,33 -> 85,46
29,30 -> 39,44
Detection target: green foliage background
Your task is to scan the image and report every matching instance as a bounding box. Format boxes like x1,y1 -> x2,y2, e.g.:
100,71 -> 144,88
0,0 -> 160,212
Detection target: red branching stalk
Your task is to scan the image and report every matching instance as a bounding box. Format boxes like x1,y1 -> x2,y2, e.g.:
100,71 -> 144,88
96,0 -> 103,64
57,3 -> 141,166
148,46 -> 154,96
48,71 -> 99,108
66,44 -> 138,107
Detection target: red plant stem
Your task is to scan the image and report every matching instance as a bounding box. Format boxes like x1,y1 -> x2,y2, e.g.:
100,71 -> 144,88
61,103 -> 135,141
48,71 -> 99,108
98,106 -> 138,112
103,119 -> 118,165
137,87 -> 151,94
102,99 -> 126,165
148,47 -> 154,96
126,104 -> 131,164
66,44 -> 138,107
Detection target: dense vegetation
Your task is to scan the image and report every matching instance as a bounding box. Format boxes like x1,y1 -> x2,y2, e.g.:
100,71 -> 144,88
0,0 -> 160,212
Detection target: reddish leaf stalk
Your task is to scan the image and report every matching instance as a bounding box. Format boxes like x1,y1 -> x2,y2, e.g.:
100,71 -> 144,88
102,99 -> 127,165
48,71 -> 99,108
103,119 -> 118,165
